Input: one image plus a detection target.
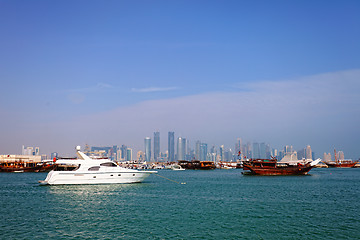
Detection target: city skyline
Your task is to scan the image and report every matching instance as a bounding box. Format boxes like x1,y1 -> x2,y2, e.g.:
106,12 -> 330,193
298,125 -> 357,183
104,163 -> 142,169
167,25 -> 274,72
1,1 -> 360,158
10,135 -> 355,163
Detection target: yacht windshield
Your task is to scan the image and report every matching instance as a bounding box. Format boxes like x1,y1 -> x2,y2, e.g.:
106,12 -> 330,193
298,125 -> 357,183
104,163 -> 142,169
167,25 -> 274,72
54,164 -> 80,171
100,162 -> 117,167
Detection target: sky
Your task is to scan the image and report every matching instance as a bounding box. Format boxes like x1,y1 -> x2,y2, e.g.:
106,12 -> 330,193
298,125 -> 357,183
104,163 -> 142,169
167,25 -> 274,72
1,0 -> 360,158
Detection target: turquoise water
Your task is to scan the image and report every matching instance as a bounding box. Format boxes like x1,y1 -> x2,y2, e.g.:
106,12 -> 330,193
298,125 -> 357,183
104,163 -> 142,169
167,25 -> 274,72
0,168 -> 359,239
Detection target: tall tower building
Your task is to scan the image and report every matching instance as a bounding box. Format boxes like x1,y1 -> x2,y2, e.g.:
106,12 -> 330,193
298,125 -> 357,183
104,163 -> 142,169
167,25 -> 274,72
195,141 -> 201,160
126,148 -> 133,161
168,132 -> 175,162
144,137 -> 151,162
177,137 -> 186,161
220,145 -> 225,161
120,145 -> 127,160
305,145 -> 312,160
154,131 -> 160,162
200,143 -> 208,161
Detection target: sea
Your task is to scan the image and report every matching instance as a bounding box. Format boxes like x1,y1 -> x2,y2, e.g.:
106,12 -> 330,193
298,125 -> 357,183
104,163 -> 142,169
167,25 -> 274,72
0,168 -> 359,240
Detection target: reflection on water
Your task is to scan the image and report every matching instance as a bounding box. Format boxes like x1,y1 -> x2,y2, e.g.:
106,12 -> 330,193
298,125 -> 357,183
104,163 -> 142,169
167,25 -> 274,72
47,183 -> 137,196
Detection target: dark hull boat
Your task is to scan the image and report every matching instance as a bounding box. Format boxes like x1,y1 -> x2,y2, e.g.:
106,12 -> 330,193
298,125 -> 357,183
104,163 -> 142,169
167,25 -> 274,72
324,161 -> 357,168
0,162 -> 42,172
324,149 -> 357,168
242,158 -> 320,176
178,160 -> 216,170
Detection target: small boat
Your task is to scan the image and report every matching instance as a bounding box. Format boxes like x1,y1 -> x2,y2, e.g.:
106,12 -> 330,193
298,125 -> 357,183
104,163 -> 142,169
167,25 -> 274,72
242,158 -> 320,176
39,146 -> 157,185
324,161 -> 357,168
324,149 -> 357,168
170,164 -> 185,171
178,160 -> 216,170
0,161 -> 43,172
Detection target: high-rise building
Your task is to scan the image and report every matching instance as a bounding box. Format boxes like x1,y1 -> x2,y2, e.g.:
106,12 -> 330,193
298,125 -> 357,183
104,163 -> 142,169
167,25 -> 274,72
195,141 -> 201,160
154,131 -> 160,162
305,145 -> 312,160
200,143 -> 208,161
126,148 -> 133,161
177,137 -> 186,160
144,137 -> 151,162
120,145 -> 127,160
168,132 -> 175,162
220,145 -> 225,161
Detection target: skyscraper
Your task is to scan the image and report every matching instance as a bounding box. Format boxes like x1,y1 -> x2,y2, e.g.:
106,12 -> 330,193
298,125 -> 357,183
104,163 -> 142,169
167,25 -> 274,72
195,141 -> 201,160
144,137 -> 151,162
177,137 -> 186,160
200,143 -> 208,161
120,145 -> 127,160
305,145 -> 312,160
168,132 -> 175,162
126,148 -> 133,161
220,145 -> 225,161
154,131 -> 160,162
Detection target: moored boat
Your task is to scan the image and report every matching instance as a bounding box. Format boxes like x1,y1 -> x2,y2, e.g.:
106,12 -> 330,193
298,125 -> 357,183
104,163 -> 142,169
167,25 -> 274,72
323,149 -> 357,168
170,164 -> 185,171
178,160 -> 216,170
324,161 -> 357,168
39,146 -> 157,185
242,158 -> 320,175
0,162 -> 43,172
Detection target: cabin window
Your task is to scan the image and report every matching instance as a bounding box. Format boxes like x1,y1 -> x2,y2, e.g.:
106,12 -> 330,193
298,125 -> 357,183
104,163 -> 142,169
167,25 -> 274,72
88,166 -> 100,171
54,164 -> 80,171
100,162 -> 117,167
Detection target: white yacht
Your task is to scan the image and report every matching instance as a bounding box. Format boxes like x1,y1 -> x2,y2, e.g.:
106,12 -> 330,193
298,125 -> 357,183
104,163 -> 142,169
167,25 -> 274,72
39,146 -> 157,185
170,164 -> 185,171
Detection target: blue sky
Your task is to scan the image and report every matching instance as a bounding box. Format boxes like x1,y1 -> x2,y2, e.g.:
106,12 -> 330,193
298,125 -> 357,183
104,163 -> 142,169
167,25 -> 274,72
1,0 -> 360,158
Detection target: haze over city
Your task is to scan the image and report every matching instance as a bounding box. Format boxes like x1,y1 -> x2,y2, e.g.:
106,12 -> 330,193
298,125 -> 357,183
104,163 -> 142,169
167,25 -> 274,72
1,1 -> 360,158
